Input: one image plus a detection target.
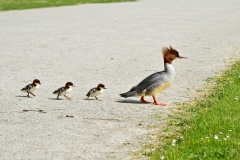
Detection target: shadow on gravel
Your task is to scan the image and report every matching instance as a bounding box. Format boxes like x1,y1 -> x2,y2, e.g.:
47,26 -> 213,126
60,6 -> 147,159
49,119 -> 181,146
115,99 -> 142,104
15,95 -> 30,98
84,98 -> 96,100
48,98 -> 63,100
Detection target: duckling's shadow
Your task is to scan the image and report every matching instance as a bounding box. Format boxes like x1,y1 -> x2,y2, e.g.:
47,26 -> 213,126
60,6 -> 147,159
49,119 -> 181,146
48,98 -> 64,100
15,95 -> 32,98
116,99 -> 143,104
84,98 -> 102,101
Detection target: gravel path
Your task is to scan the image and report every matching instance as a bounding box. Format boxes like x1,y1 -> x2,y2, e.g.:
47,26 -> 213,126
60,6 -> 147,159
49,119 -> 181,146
0,0 -> 240,159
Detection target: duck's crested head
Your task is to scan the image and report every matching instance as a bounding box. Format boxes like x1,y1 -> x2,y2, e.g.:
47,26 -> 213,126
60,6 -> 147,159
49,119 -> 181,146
162,46 -> 186,64
97,83 -> 106,89
33,79 -> 41,85
65,82 -> 74,87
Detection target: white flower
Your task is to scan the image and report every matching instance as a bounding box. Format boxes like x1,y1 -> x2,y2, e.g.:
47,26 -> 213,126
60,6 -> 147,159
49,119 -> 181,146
220,132 -> 223,134
226,135 -> 230,138
172,139 -> 177,146
235,96 -> 239,100
160,155 -> 165,160
214,135 -> 219,140
229,130 -> 232,132
223,138 -> 227,141
205,136 -> 209,139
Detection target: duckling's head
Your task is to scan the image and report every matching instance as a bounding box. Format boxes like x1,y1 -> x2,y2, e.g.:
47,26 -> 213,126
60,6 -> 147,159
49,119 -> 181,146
32,79 -> 41,85
97,84 -> 106,89
65,82 -> 75,88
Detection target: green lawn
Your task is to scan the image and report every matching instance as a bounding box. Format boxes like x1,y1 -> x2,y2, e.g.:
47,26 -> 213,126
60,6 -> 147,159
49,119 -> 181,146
149,61 -> 240,159
0,0 -> 135,11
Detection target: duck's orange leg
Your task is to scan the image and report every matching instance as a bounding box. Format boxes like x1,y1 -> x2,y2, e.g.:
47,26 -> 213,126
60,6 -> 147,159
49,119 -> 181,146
140,96 -> 150,103
152,96 -> 167,106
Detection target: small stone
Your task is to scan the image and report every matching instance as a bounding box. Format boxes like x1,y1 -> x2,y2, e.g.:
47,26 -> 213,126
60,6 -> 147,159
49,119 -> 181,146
66,115 -> 74,118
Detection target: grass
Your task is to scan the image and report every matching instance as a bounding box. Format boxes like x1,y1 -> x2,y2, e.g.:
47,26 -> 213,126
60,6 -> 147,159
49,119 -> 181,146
0,0 -> 135,11
148,61 -> 240,160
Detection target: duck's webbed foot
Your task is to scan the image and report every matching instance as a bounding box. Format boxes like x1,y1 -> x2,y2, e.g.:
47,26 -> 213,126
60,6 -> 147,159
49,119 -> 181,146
152,96 -> 167,106
140,96 -> 151,103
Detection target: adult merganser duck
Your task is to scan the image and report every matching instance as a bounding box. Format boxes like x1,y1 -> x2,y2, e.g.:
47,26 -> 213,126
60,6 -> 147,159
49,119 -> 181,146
86,84 -> 106,100
53,82 -> 75,100
120,46 -> 186,106
21,79 -> 41,97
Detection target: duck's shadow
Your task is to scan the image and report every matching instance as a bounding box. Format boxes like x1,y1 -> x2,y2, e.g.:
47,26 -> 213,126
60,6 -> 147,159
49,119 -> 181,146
115,99 -> 143,104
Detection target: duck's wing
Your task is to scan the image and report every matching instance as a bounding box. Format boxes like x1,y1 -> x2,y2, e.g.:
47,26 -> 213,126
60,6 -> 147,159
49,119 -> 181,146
120,72 -> 165,98
132,72 -> 165,93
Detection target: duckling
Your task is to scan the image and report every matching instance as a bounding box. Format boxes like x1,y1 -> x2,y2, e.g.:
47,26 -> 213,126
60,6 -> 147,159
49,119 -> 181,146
21,79 -> 41,97
86,84 -> 106,100
53,82 -> 75,100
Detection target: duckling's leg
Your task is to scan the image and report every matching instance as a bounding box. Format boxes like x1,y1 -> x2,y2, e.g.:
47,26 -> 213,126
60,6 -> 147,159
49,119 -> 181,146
152,96 -> 166,106
29,92 -> 35,97
27,92 -> 30,97
64,95 -> 71,99
95,96 -> 98,100
140,96 -> 150,103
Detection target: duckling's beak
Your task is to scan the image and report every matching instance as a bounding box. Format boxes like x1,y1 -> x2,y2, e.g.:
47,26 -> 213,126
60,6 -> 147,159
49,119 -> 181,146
73,85 -> 75,87
178,56 -> 187,59
104,87 -> 107,89
39,83 -> 42,85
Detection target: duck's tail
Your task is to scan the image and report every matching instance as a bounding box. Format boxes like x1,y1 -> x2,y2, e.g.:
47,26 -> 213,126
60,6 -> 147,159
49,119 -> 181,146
120,91 -> 137,98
